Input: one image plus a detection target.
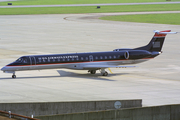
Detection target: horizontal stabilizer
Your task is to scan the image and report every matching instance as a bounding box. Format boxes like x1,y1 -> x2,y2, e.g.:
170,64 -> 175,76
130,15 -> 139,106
154,30 -> 177,34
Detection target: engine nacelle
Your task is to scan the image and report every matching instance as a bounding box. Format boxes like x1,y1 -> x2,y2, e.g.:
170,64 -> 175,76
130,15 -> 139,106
124,50 -> 152,59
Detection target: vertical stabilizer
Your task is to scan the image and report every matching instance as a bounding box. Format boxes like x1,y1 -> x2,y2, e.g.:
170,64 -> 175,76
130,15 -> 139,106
135,30 -> 176,52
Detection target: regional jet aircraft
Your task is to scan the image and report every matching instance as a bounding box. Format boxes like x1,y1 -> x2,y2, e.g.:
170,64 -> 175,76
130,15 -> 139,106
1,30 -> 177,78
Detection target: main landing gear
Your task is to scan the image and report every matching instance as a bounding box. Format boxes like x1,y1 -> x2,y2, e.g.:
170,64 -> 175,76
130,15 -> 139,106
101,71 -> 108,76
88,69 -> 108,76
100,69 -> 108,76
88,70 -> 96,74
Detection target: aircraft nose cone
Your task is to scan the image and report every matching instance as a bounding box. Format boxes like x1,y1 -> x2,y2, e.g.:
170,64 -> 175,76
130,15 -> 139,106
1,66 -> 6,71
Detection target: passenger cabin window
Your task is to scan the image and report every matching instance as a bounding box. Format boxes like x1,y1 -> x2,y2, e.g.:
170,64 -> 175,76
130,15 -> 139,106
95,56 -> 98,60
114,56 -> 116,59
109,56 -> 112,59
105,56 -> 107,59
81,57 -> 84,60
86,57 -> 88,60
100,56 -> 103,59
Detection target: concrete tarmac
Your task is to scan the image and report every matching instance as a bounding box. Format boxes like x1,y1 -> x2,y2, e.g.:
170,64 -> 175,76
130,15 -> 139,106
0,12 -> 180,106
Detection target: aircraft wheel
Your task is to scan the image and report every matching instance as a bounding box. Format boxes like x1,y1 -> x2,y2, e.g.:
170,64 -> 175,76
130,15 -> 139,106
12,75 -> 16,79
90,70 -> 96,74
102,71 -> 108,76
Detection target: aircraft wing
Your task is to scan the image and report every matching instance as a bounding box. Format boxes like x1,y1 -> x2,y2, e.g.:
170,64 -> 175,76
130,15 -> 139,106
83,65 -> 136,69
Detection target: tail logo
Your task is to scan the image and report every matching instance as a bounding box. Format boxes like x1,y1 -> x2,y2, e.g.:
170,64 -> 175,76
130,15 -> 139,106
152,41 -> 160,48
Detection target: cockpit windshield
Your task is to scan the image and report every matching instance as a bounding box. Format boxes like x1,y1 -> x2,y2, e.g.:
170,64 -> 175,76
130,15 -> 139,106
16,57 -> 23,63
15,57 -> 28,63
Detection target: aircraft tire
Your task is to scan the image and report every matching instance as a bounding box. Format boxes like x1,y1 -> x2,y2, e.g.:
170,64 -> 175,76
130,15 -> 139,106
102,72 -> 108,76
12,75 -> 16,78
90,70 -> 96,74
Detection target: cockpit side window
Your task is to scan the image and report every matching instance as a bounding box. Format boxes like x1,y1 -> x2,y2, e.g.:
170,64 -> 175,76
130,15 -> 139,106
23,58 -> 28,63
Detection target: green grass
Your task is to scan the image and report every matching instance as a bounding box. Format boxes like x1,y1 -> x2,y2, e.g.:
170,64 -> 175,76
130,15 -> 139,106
0,4 -> 180,15
100,13 -> 180,25
0,0 -> 179,6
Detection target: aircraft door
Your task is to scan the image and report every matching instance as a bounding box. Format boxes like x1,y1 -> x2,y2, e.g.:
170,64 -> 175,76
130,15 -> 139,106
29,56 -> 36,65
89,55 -> 93,62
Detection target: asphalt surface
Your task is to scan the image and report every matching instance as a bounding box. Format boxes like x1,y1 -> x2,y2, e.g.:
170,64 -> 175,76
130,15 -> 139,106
0,2 -> 180,8
0,12 -> 180,106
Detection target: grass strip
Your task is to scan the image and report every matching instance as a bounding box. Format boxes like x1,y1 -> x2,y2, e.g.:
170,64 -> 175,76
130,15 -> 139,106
0,4 -> 180,15
0,0 -> 177,6
100,13 -> 180,25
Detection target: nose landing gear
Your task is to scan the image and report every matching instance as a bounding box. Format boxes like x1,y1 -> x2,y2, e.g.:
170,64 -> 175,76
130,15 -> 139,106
12,73 -> 16,79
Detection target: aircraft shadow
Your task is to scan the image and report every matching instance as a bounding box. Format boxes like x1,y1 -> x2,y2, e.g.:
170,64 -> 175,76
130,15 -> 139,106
0,75 -> 61,80
0,70 -> 128,81
56,70 -> 128,81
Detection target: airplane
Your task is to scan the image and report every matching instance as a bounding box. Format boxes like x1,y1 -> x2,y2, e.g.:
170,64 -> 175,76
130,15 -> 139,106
1,30 -> 177,78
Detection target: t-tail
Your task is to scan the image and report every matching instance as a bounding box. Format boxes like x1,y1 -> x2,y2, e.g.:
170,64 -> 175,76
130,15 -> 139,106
135,30 -> 177,52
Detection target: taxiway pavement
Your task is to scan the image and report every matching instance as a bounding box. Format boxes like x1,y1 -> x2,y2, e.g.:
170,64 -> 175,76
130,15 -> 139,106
0,12 -> 179,106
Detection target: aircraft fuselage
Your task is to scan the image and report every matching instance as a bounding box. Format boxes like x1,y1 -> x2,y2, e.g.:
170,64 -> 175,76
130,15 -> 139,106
1,50 -> 156,72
